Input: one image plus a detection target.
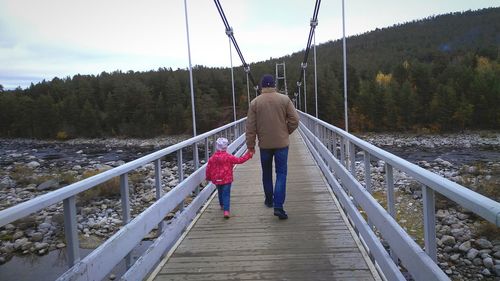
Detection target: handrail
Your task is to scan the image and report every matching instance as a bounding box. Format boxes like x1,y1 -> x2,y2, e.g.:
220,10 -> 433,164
298,111 -> 500,281
0,118 -> 247,228
0,118 -> 247,280
300,112 -> 500,226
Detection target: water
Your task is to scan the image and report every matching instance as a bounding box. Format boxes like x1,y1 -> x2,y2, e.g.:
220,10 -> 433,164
0,241 -> 153,281
381,146 -> 500,165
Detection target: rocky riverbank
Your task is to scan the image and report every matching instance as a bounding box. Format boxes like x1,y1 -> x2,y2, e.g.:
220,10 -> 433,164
0,132 -> 499,280
355,131 -> 500,280
0,135 -> 195,265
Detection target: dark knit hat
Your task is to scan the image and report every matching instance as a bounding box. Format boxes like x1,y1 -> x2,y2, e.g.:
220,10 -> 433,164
261,74 -> 275,88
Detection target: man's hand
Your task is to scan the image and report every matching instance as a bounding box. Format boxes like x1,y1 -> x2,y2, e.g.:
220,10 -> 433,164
248,148 -> 255,155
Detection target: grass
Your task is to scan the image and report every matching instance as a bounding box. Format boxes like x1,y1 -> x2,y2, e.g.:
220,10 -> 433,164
77,169 -> 121,204
0,234 -> 13,241
10,165 -> 34,185
476,220 -> 500,241
371,190 -> 425,247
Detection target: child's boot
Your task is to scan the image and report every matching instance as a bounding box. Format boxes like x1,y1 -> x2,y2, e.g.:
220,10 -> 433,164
223,210 -> 230,219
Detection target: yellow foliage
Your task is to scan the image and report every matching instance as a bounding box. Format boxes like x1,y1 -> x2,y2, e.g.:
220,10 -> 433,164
476,56 -> 492,72
56,131 -> 68,140
375,72 -> 392,86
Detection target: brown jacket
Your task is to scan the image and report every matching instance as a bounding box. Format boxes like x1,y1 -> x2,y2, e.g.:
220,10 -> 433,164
246,87 -> 299,149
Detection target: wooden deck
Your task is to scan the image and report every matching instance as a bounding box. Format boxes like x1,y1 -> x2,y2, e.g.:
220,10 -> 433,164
149,132 -> 380,281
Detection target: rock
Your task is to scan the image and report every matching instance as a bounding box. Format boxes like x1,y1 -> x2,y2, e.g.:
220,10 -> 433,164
445,269 -> 453,275
481,268 -> 491,276
467,248 -> 479,260
484,257 -> 494,268
56,243 -> 66,249
38,222 -> 51,230
476,238 -> 493,249
1,242 -> 14,254
37,248 -> 48,255
450,253 -> 460,262
142,194 -> 155,203
34,242 -> 49,251
473,257 -> 483,266
72,165 -> 82,170
0,176 -> 16,189
0,256 -> 6,264
4,224 -> 15,231
76,150 -> 83,154
37,179 -> 59,191
467,166 -> 478,174
436,209 -> 449,219
27,161 -> 40,168
30,232 -> 43,242
12,231 -> 25,240
109,274 -> 116,280
494,251 -> 500,259
458,241 -> 472,252
450,228 -> 464,238
441,235 -> 456,246
493,264 -> 500,276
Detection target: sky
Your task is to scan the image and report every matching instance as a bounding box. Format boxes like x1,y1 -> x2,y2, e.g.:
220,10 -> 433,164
0,0 -> 498,90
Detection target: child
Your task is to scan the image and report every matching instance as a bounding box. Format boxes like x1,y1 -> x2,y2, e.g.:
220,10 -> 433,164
206,137 -> 253,218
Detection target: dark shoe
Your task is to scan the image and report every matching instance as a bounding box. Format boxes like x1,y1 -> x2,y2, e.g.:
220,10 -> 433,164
274,208 -> 288,220
264,199 -> 273,208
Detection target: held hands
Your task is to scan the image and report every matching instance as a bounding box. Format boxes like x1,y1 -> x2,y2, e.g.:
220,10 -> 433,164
247,148 -> 255,158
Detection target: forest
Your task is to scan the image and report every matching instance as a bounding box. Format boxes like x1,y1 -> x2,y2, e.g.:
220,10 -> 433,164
0,7 -> 499,138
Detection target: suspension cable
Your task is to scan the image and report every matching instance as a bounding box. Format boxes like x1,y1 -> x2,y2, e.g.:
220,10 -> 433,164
213,0 -> 260,95
294,0 -> 321,103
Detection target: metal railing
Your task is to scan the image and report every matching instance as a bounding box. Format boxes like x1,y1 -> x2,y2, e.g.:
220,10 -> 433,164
0,118 -> 247,281
298,111 -> 500,281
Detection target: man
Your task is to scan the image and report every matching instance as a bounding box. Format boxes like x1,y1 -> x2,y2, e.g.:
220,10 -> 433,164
246,74 -> 299,219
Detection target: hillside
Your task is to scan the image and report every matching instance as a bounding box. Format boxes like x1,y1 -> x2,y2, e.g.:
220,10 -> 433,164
0,7 -> 499,138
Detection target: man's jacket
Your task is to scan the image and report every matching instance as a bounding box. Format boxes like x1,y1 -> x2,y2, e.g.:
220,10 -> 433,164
246,87 -> 299,149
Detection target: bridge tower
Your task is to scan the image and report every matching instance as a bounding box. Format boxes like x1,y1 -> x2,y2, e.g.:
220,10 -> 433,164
275,62 -> 288,96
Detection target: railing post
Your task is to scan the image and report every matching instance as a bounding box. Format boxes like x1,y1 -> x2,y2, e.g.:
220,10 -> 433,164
332,132 -> 338,159
193,143 -> 200,195
154,160 -> 164,234
364,152 -> 373,229
349,141 -> 356,176
340,137 -> 346,167
423,185 -> 437,262
205,137 -> 209,163
385,163 -> 398,263
385,163 -> 395,217
177,150 -> 184,212
63,196 -> 79,266
120,173 -> 132,269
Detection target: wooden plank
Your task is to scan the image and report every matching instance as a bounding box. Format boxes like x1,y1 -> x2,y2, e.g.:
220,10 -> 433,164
151,133 -> 378,281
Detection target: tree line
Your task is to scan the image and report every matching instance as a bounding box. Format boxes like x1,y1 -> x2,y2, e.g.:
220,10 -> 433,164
0,8 -> 498,138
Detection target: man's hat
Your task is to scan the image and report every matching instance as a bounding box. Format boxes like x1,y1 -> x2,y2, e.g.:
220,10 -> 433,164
261,74 -> 275,88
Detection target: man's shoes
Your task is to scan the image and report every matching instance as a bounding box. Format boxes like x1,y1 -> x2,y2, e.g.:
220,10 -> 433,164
273,208 -> 288,220
223,211 -> 230,219
264,199 -> 273,208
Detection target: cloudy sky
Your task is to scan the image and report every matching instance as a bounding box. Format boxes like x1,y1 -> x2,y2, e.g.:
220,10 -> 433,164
0,0 -> 497,89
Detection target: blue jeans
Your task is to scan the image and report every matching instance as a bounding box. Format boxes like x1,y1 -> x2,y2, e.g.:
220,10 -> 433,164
217,184 -> 231,211
260,147 -> 289,209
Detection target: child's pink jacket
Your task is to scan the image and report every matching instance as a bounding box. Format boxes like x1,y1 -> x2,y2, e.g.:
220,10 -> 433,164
206,151 -> 252,185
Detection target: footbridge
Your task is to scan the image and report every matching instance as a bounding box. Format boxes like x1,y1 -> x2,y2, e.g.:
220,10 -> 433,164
1,113 -> 499,281
1,0 -> 500,280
